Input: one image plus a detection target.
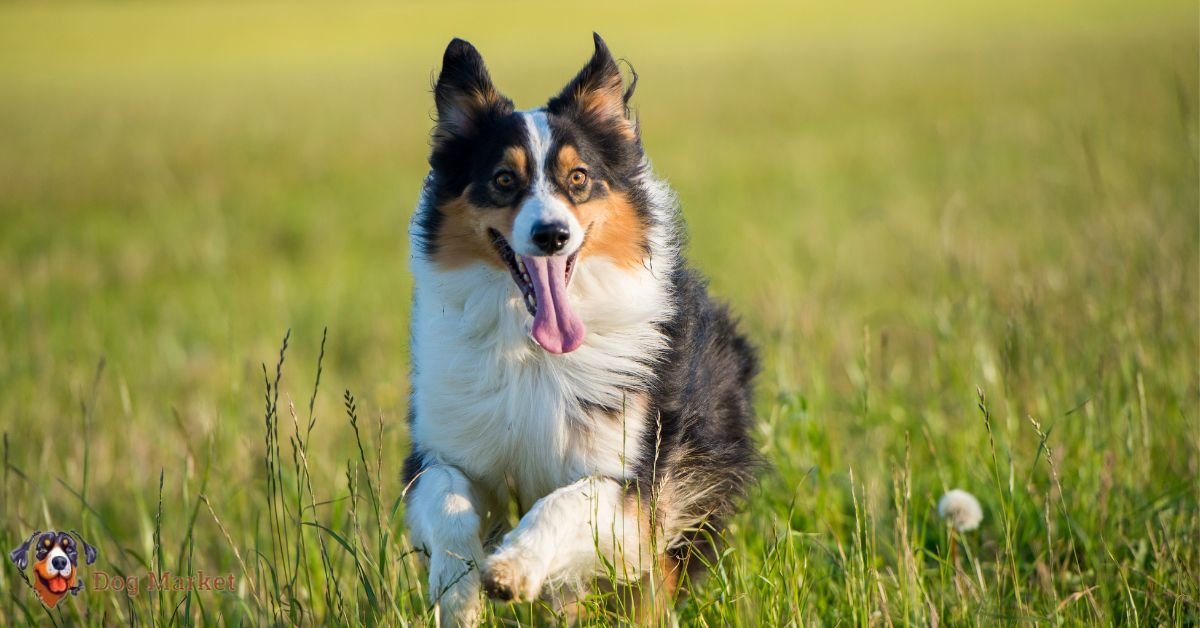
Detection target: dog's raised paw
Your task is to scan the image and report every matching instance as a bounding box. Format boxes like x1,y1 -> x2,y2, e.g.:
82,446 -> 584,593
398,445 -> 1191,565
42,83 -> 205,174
480,570 -> 514,601
481,553 -> 543,603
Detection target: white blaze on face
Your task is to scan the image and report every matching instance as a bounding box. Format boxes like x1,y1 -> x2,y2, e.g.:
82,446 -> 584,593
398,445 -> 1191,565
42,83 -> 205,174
499,108 -> 588,353
507,109 -> 589,354
511,110 -> 585,258
45,546 -> 71,576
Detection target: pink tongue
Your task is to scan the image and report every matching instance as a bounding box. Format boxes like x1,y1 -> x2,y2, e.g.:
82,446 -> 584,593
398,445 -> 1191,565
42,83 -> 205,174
522,255 -> 586,353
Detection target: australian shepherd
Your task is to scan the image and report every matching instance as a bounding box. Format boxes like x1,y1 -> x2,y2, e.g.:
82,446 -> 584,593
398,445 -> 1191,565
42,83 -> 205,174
403,33 -> 759,625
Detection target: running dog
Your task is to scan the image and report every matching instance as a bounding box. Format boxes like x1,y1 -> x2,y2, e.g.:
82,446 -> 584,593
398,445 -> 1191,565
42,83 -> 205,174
404,33 -> 759,625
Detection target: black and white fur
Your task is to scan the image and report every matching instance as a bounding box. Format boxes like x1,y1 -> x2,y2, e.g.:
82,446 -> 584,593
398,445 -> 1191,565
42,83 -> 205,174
403,34 -> 758,625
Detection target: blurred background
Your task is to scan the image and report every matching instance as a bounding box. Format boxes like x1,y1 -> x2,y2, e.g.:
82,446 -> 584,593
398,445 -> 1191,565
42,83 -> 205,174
0,0 -> 1196,624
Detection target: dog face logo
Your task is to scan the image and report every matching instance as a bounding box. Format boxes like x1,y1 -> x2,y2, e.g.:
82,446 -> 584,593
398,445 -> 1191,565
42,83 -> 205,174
9,529 -> 97,608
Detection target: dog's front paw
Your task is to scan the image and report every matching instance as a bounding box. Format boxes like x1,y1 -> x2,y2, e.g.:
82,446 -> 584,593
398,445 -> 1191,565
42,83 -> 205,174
481,549 -> 546,603
429,551 -> 482,627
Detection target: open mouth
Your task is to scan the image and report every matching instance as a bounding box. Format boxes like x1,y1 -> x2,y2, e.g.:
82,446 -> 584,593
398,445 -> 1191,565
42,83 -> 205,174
488,228 -> 586,354
37,572 -> 70,594
488,228 -> 578,317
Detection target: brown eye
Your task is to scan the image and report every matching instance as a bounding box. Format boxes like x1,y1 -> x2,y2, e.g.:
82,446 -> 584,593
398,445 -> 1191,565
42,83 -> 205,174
569,169 -> 589,187
61,538 -> 72,548
493,171 -> 516,191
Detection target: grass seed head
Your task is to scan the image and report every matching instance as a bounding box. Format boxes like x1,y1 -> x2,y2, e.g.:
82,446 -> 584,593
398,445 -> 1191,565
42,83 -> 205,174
938,489 -> 983,532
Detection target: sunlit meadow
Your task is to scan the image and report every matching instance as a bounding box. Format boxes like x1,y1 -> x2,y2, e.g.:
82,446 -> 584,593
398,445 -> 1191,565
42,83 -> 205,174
1,0 -> 1196,624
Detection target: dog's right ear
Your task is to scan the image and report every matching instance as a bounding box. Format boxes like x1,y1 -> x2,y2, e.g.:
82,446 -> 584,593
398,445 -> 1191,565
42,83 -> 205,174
433,38 -> 512,145
9,531 -> 39,571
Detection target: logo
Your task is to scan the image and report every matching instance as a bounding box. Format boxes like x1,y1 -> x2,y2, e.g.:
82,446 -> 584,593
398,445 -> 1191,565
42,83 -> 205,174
9,529 -> 98,608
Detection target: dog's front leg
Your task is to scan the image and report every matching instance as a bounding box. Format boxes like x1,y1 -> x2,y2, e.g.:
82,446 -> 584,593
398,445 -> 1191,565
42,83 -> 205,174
481,476 -> 650,603
406,462 -> 487,627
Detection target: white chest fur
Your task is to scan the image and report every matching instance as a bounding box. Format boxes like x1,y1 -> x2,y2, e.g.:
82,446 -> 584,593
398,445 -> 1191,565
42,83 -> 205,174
409,256 -> 671,508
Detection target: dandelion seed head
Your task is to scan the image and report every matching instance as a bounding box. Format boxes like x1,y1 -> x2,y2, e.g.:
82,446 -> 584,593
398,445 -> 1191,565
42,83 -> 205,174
938,489 -> 983,532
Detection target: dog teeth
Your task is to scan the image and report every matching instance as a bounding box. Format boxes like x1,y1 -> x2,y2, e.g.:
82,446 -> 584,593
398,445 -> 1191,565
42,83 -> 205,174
490,235 -> 537,316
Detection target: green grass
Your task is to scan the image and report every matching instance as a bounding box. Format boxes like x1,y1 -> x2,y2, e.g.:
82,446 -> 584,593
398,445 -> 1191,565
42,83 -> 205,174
1,0 -> 1197,624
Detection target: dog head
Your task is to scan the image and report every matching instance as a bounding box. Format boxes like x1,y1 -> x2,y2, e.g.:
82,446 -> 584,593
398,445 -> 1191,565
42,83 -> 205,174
417,33 -> 653,354
10,529 -> 97,608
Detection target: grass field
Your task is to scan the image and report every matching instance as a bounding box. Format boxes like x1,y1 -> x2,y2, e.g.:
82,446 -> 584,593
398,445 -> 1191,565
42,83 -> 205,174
1,0 -> 1197,625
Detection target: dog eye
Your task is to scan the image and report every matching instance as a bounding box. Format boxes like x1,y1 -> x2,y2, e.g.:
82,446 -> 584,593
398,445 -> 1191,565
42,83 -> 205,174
61,538 -> 72,547
493,171 -> 516,191
568,168 -> 589,187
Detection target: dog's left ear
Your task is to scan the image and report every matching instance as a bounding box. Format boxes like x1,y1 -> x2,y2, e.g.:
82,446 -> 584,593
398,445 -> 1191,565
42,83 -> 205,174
9,531 -> 39,570
70,530 -> 97,565
549,33 -> 637,139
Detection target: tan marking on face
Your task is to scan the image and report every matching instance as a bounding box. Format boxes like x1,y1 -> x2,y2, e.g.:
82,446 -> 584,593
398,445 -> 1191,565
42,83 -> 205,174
550,145 -> 644,267
555,145 -> 583,182
572,187 -> 646,269
431,190 -> 517,271
502,145 -> 528,179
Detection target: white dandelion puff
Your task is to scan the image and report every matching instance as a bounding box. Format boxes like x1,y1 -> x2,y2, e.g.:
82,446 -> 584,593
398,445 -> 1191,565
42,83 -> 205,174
938,489 -> 983,532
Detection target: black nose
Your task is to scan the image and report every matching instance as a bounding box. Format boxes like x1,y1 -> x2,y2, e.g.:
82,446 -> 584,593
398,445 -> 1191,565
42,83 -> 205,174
51,556 -> 68,570
530,221 -> 570,254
